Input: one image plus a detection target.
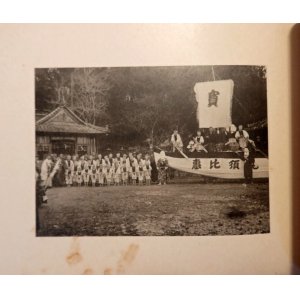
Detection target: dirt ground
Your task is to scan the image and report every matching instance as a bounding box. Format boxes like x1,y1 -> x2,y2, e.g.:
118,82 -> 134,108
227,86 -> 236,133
37,183 -> 270,236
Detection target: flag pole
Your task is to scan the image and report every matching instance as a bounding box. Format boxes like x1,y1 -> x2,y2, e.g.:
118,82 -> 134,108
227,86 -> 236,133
211,66 -> 216,81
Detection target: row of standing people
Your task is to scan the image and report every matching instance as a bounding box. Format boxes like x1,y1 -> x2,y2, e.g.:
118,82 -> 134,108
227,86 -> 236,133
38,152 -> 169,188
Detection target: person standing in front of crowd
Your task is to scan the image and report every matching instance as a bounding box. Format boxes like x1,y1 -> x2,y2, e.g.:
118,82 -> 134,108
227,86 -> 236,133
36,155 -> 42,174
170,129 -> 183,152
149,152 -> 158,183
40,154 -> 52,187
49,154 -> 63,187
65,155 -> 74,187
238,147 -> 255,186
157,151 -> 169,185
36,164 -> 48,231
55,154 -> 66,186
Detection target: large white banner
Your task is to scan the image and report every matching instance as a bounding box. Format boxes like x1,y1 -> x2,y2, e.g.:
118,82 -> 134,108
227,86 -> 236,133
154,153 -> 269,179
194,79 -> 234,128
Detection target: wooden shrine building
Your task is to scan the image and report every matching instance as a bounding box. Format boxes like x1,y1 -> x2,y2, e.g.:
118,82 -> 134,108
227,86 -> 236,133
36,106 -> 109,158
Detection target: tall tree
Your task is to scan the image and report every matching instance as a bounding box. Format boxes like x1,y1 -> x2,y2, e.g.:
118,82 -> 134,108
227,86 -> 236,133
72,68 -> 110,124
35,68 -> 73,111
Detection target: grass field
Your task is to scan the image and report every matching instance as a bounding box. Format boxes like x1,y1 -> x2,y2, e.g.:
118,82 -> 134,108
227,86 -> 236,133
37,183 -> 270,236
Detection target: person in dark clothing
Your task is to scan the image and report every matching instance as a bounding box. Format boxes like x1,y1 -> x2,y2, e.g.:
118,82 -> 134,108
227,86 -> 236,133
205,127 -> 217,152
150,152 -> 158,183
215,128 -> 227,151
36,168 -> 48,231
215,128 -> 227,143
240,147 -> 255,185
157,151 -> 169,185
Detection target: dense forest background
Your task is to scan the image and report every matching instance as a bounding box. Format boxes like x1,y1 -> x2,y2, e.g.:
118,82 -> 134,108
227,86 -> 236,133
35,66 -> 267,146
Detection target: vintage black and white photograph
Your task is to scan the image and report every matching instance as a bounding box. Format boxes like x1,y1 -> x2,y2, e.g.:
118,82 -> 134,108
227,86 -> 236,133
35,65 -> 269,236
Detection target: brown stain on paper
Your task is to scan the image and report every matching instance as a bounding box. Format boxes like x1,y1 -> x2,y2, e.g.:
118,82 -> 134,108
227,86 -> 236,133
82,268 -> 94,275
66,237 -> 83,266
103,243 -> 139,275
103,268 -> 113,275
116,243 -> 139,274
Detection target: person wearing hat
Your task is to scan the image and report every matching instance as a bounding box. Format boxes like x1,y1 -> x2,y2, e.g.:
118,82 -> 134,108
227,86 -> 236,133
157,151 -> 169,185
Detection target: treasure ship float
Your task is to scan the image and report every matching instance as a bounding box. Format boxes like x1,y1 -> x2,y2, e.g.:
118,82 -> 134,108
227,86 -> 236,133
154,71 -> 269,180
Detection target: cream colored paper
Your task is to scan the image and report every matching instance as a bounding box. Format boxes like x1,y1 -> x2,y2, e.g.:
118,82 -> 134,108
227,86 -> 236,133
0,24 -> 293,274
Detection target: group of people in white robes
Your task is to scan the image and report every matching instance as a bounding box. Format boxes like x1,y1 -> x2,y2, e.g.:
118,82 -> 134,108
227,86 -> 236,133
38,152 -> 153,188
